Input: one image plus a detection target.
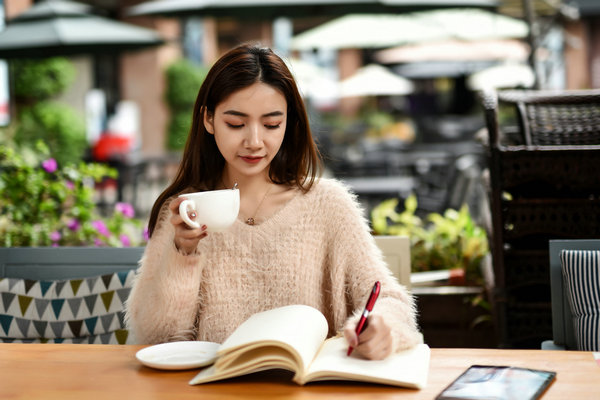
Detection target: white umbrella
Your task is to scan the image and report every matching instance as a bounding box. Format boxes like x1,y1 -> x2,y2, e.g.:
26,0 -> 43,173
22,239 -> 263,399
375,39 -> 529,63
291,9 -> 528,51
284,57 -> 339,107
467,63 -> 535,91
339,64 -> 414,98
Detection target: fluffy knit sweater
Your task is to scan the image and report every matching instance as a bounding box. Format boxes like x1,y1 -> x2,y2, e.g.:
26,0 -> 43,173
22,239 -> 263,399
125,178 -> 421,351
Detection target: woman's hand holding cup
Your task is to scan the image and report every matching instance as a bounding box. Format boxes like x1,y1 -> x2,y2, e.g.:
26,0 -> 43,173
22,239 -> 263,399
169,197 -> 207,255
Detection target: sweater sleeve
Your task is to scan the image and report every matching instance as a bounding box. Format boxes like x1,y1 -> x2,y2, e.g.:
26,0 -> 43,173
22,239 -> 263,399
326,181 -> 422,351
124,200 -> 204,344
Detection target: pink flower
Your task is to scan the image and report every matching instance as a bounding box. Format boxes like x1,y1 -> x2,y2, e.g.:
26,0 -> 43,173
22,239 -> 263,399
67,219 -> 80,231
42,158 -> 57,173
143,226 -> 149,241
94,238 -> 104,247
115,202 -> 135,218
50,231 -> 61,242
92,220 -> 110,236
120,234 -> 131,247
65,180 -> 75,190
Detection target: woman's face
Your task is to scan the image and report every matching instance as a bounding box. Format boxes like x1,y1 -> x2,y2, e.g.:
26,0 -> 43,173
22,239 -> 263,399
204,82 -> 287,181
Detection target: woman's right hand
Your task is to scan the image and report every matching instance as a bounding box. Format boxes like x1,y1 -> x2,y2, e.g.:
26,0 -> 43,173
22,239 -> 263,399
169,197 -> 207,255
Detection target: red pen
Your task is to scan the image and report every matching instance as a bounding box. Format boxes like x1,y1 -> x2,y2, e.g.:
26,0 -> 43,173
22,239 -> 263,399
347,281 -> 381,356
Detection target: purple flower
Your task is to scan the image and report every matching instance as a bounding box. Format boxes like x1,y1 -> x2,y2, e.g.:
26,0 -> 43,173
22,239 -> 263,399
92,220 -> 110,236
120,234 -> 131,247
42,158 -> 57,173
65,180 -> 75,190
143,226 -> 149,242
115,202 -> 135,218
50,231 -> 61,242
94,238 -> 104,247
67,219 -> 80,231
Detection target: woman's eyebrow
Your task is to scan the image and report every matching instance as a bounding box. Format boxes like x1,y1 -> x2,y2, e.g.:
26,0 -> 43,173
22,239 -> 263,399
223,110 -> 284,118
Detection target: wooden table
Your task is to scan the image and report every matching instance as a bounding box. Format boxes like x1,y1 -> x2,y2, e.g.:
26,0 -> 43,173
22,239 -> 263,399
1,344 -> 598,399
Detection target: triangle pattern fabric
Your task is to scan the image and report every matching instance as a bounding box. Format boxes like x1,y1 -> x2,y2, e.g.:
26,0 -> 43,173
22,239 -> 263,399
101,314 -> 115,333
117,270 -> 129,286
33,320 -> 48,337
24,280 -> 36,294
68,320 -> 83,338
1,292 -> 16,311
68,298 -> 82,319
39,281 -> 53,297
51,299 -> 65,319
35,299 -> 50,319
101,274 -> 113,290
70,279 -> 83,296
84,294 -> 98,315
116,288 -> 131,305
0,314 -> 13,335
86,276 -> 99,293
1,269 -> 136,343
8,278 -> 20,291
18,295 -> 33,316
54,281 -> 67,297
101,291 -> 114,312
85,316 -> 98,336
16,317 -> 31,337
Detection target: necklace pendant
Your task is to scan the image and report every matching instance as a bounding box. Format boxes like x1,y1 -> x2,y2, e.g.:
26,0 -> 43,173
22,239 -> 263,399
246,217 -> 255,225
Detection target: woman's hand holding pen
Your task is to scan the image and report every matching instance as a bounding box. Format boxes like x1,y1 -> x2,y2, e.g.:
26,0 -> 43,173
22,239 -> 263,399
169,197 -> 207,255
343,314 -> 393,360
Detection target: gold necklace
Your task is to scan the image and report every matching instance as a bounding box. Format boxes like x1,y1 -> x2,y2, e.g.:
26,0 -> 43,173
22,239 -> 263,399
246,185 -> 273,225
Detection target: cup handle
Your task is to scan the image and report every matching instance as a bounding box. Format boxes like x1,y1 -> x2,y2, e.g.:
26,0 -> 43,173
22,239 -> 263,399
179,199 -> 200,229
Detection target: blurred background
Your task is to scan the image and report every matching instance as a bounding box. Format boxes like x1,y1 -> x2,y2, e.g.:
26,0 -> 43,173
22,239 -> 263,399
2,0 -> 597,222
1,0 -> 599,349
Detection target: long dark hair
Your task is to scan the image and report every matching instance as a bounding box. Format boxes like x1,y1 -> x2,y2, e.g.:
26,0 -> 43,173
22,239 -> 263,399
148,43 -> 322,236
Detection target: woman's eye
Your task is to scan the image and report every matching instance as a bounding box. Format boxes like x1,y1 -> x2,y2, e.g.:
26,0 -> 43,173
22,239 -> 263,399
265,124 -> 281,130
226,123 -> 244,129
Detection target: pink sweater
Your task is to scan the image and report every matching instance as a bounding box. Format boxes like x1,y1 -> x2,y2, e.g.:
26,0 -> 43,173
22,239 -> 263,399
125,178 -> 420,351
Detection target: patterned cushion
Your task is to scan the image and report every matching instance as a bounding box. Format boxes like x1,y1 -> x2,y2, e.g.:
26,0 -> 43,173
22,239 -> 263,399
560,250 -> 600,351
0,270 -> 135,344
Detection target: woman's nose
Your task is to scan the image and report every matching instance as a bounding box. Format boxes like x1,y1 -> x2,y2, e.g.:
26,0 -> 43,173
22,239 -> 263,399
244,124 -> 262,148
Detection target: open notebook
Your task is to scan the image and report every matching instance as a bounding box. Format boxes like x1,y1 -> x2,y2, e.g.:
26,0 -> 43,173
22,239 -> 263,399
190,304 -> 430,388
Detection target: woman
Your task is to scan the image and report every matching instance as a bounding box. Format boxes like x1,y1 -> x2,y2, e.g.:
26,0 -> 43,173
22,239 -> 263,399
125,43 -> 420,360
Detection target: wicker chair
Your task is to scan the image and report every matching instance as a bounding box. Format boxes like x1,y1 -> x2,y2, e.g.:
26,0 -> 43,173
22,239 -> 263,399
480,89 -> 600,348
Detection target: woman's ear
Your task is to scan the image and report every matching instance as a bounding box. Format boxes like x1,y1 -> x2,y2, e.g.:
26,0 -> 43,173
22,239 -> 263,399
204,110 -> 215,134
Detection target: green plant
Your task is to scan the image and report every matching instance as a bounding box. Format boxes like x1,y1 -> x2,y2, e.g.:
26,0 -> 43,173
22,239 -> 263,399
371,195 -> 489,284
11,58 -> 75,101
15,101 -> 87,166
165,59 -> 208,151
9,57 -> 87,165
0,141 -> 148,247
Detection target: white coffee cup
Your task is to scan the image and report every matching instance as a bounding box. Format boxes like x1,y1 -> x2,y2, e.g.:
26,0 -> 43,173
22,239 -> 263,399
178,188 -> 240,232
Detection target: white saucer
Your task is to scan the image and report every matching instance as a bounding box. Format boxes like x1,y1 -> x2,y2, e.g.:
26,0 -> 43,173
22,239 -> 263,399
136,341 -> 220,370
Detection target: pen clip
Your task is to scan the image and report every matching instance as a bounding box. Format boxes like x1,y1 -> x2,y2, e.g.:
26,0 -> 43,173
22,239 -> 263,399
365,281 -> 380,312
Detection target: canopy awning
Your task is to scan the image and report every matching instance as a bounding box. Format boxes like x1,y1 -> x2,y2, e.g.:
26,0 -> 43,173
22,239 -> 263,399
127,0 -> 499,19
0,0 -> 165,59
291,8 -> 528,51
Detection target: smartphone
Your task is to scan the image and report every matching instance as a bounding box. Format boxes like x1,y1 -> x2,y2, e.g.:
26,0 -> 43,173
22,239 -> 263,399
435,365 -> 556,400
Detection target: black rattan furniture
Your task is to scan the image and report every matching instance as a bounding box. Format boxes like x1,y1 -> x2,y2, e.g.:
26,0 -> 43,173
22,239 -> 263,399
480,89 -> 600,348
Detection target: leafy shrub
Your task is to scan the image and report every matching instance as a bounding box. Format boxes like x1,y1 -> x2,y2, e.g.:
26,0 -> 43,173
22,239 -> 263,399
165,59 -> 208,151
15,102 -> 87,166
0,141 -> 147,247
371,195 -> 489,284
11,58 -> 75,101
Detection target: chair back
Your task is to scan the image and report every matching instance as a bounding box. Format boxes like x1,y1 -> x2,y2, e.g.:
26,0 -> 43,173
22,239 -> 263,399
548,239 -> 600,350
374,235 -> 411,289
0,247 -> 144,344
482,89 -> 600,147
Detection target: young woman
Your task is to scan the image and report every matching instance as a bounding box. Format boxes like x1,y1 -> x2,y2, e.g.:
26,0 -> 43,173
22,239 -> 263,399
125,43 -> 420,360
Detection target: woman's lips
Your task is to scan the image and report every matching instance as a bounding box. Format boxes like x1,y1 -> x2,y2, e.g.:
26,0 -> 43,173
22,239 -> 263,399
240,156 -> 263,164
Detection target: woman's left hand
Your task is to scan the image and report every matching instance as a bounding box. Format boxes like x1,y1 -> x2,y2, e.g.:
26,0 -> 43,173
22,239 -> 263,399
343,313 -> 393,360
